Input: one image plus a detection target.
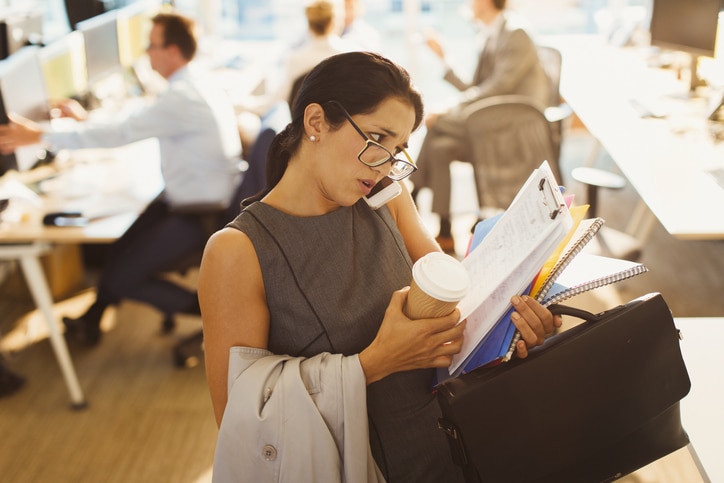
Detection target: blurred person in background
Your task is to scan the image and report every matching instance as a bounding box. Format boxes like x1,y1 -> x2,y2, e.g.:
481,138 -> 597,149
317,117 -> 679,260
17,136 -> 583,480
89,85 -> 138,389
235,0 -> 358,155
0,11 -> 242,346
341,0 -> 381,52
412,0 -> 548,253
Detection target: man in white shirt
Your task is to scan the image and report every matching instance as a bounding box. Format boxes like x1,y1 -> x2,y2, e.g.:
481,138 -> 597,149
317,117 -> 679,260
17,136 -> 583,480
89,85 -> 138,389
0,11 -> 242,346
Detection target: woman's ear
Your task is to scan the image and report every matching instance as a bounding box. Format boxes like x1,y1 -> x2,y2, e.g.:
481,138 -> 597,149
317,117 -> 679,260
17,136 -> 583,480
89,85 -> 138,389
303,103 -> 327,140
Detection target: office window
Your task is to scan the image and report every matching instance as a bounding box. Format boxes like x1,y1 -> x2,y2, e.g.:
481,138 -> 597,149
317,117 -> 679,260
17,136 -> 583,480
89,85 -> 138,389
167,1 -> 632,47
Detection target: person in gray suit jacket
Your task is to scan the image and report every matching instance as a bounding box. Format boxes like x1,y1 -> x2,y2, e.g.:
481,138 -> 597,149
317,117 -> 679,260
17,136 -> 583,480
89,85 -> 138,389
413,0 -> 549,253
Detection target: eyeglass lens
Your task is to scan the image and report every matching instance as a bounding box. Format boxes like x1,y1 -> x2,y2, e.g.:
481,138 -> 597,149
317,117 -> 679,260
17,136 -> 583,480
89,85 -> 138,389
360,143 -> 413,180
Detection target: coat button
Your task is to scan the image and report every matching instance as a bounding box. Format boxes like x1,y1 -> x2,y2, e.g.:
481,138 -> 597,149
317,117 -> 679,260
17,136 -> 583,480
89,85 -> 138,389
262,444 -> 277,461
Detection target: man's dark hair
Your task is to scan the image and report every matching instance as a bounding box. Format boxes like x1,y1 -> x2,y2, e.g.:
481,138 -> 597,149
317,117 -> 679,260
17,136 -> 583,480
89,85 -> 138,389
151,12 -> 197,60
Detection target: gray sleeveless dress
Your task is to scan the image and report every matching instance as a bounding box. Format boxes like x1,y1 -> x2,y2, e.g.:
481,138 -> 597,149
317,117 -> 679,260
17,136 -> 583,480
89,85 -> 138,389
229,200 -> 465,483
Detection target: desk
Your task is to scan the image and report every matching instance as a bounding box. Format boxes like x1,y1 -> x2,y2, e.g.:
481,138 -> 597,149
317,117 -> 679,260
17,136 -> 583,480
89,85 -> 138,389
1,138 -> 164,243
0,138 -> 163,408
541,35 -> 724,240
675,317 -> 724,483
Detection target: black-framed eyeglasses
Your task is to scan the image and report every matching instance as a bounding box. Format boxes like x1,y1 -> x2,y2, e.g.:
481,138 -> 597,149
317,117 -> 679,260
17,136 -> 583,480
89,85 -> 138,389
325,100 -> 417,181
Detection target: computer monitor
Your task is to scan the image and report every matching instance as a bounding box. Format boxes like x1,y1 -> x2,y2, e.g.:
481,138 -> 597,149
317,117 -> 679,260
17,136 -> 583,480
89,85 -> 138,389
75,9 -> 122,86
116,2 -> 157,69
648,0 -> 723,91
36,31 -> 89,101
0,86 -> 17,175
0,46 -> 52,172
0,7 -> 44,60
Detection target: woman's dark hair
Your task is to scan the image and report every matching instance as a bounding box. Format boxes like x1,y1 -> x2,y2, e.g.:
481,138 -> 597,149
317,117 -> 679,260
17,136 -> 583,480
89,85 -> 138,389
244,51 -> 424,205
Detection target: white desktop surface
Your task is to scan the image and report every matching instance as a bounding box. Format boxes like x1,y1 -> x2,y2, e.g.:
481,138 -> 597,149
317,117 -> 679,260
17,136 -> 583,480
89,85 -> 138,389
542,35 -> 724,240
0,137 -> 162,408
0,137 -> 163,243
675,317 -> 724,482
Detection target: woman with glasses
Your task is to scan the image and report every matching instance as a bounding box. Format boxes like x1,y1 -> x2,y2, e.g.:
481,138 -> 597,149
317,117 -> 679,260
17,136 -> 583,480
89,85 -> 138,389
199,51 -> 560,482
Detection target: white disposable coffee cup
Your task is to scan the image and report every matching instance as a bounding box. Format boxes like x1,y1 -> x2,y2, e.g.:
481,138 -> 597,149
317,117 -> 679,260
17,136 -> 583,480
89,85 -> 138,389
404,252 -> 470,320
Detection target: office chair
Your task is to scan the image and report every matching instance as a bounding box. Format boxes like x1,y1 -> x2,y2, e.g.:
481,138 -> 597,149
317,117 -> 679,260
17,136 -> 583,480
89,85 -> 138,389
571,166 -> 643,262
170,103 -> 290,367
462,94 -> 561,215
536,44 -> 573,166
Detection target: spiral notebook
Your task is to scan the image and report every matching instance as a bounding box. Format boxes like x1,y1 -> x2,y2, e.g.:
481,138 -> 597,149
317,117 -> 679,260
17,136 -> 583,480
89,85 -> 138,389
538,252 -> 648,306
499,216 -> 648,364
443,215 -> 649,381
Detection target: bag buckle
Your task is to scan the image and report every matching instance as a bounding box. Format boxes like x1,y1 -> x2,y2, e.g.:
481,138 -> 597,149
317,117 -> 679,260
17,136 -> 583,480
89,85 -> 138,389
438,418 -> 468,466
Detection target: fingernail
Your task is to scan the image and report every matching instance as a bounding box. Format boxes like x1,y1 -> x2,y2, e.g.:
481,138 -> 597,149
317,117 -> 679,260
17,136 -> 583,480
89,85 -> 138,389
511,295 -> 521,305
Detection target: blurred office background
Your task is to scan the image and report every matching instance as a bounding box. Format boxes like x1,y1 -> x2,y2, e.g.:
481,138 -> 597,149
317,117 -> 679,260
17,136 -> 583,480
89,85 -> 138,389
1,1 -> 724,482
0,0 -> 657,103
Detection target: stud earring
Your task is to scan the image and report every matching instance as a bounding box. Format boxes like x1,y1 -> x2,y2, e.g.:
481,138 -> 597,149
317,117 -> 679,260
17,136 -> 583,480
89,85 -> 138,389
309,135 -> 317,142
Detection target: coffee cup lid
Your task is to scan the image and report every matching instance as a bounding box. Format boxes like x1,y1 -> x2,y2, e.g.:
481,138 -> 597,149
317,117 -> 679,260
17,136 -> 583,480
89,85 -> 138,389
412,252 -> 470,302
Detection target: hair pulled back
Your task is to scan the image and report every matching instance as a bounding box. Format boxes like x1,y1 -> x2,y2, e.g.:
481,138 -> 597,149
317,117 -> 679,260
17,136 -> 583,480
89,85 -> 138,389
244,51 -> 424,205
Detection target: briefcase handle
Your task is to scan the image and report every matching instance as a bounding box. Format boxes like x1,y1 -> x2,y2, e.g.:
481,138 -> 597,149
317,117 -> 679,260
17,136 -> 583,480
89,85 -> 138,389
548,302 -> 628,323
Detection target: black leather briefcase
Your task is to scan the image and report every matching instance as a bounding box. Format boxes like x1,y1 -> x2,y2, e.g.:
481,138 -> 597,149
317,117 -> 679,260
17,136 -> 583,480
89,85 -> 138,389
436,292 -> 691,483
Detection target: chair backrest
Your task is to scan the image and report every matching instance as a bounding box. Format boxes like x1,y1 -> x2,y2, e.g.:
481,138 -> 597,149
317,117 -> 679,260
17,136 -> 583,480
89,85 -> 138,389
223,101 -> 291,223
462,94 -> 559,212
288,71 -> 309,112
536,45 -> 563,108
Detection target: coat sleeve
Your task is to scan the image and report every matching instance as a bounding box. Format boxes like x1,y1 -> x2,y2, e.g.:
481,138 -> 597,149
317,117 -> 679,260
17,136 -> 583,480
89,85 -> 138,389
212,347 -> 385,483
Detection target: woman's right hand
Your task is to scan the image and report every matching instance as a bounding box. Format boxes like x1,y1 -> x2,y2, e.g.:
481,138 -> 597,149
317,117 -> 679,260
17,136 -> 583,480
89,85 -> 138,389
358,287 -> 465,384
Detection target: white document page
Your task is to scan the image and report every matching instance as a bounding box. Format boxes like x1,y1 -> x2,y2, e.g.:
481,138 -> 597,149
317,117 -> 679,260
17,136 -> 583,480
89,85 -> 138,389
450,161 -> 573,374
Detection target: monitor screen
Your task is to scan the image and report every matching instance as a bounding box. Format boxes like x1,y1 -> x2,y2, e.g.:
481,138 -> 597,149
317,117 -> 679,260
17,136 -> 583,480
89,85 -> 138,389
0,46 -> 51,171
37,31 -> 89,101
75,9 -> 121,85
0,89 -> 17,175
0,7 -> 44,60
0,46 -> 51,123
649,0 -> 723,58
64,0 -> 107,30
116,2 -> 157,68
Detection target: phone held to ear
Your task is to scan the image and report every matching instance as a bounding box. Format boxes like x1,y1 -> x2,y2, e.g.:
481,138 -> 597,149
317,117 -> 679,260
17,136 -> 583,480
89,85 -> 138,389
365,177 -> 402,209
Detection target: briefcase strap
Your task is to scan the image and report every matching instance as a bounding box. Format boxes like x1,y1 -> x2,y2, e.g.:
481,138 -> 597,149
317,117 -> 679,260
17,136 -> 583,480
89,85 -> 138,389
549,302 -> 626,323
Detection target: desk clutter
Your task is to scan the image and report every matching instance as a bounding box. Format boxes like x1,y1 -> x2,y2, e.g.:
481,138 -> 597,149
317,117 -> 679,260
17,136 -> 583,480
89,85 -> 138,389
0,138 -> 163,238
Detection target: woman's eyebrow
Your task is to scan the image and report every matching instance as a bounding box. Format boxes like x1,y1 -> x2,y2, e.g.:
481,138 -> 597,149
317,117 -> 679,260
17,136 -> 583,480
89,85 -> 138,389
379,127 -> 409,149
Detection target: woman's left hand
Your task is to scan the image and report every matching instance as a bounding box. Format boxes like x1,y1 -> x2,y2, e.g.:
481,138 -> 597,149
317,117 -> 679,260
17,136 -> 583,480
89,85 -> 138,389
509,295 -> 562,358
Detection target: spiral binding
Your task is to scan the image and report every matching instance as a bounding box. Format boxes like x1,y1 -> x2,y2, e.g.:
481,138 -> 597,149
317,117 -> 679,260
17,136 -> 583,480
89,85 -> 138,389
533,217 -> 605,301
541,264 -> 649,307
504,217 -> 642,363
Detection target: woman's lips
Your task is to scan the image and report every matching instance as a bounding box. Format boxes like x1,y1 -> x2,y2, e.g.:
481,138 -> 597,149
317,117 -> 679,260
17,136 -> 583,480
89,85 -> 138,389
359,179 -> 375,196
